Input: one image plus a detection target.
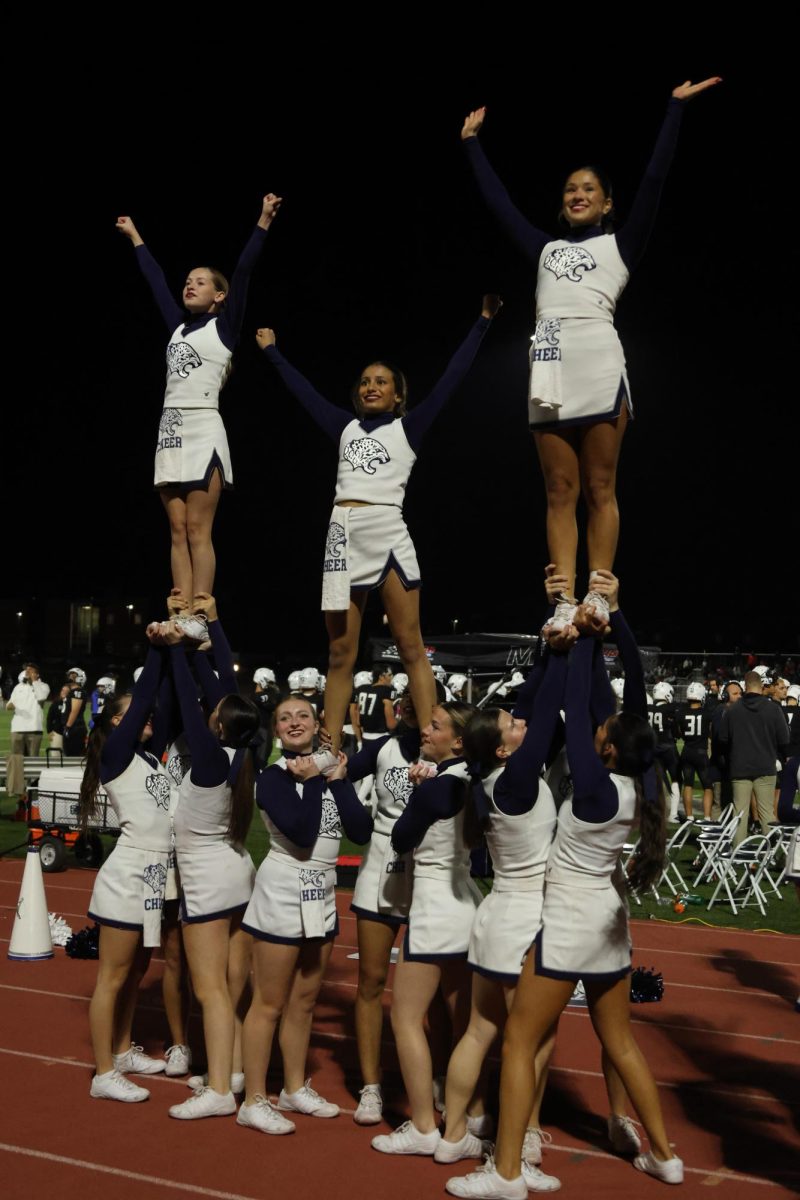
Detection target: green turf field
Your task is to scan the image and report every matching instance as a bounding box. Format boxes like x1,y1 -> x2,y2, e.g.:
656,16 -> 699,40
1,709 -> 797,935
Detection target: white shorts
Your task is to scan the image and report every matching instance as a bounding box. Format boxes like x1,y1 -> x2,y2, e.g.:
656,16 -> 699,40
404,872 -> 482,962
242,855 -> 338,944
154,408 -> 233,490
528,319 -> 631,432
347,505 -> 420,590
533,876 -> 632,982
468,880 -> 544,982
88,843 -> 171,948
177,841 -> 255,922
351,829 -> 413,924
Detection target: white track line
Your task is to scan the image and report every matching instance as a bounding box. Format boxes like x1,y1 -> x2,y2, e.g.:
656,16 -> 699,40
0,1143 -> 274,1200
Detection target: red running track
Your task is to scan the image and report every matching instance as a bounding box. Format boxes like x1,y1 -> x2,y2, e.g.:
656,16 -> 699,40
0,859 -> 798,1200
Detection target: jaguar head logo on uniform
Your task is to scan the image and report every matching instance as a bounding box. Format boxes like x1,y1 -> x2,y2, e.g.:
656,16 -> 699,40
383,765 -> 413,807
343,437 -> 391,475
167,341 -> 203,378
159,408 -> 184,437
145,774 -> 171,810
325,521 -> 346,559
534,317 -> 561,348
167,754 -> 191,787
319,796 -> 343,838
143,863 -> 168,894
299,868 -> 325,889
543,246 -> 597,283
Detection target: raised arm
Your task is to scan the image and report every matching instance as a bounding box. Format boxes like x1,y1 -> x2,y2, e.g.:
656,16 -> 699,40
257,329 -> 351,443
402,297 -> 500,450
117,216 -> 185,332
565,636 -> 619,820
617,77 -> 721,270
461,108 -> 551,266
216,193 -> 282,349
168,640 -> 229,786
101,646 -> 165,779
498,651 -> 568,814
195,595 -> 237,700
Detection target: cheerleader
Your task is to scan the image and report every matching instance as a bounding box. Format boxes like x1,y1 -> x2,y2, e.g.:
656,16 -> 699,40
371,702 -> 482,1157
256,295 -> 501,752
440,653 -> 566,1186
238,696 -> 372,1135
80,644 -> 173,1102
447,578 -> 679,1198
157,605 -> 260,1121
345,689 -> 421,1124
460,78 -> 720,625
116,194 -> 281,634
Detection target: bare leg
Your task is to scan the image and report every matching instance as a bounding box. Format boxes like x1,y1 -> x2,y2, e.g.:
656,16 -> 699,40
390,946 -> 442,1134
185,470 -> 223,595
182,917 -> 234,1095
324,593 -> 368,753
585,977 -> 673,1161
227,917 -> 252,1077
160,490 -> 192,596
579,408 -> 628,575
443,973 -> 508,1143
241,941 -> 300,1105
355,918 -> 397,1086
162,903 -> 190,1048
533,429 -> 580,599
88,926 -> 146,1074
112,939 -> 152,1056
278,940 -> 334,1093
381,570 -> 436,733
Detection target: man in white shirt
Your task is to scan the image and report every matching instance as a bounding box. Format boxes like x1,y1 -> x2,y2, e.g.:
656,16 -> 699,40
6,663 -> 50,803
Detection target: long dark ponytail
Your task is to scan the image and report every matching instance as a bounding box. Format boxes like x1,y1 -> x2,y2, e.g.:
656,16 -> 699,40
606,712 -> 667,893
77,694 -> 131,832
461,708 -> 505,848
219,695 -> 261,845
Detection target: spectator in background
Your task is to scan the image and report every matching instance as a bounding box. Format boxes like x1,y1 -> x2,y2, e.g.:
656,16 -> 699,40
63,667 -> 89,754
48,685 -> 70,751
5,664 -> 50,815
719,671 -> 789,846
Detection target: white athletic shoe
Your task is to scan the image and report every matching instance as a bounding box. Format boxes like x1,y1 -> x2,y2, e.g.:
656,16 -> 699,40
633,1152 -> 684,1185
311,749 -> 339,776
237,1094 -> 296,1135
582,579 -> 610,627
278,1079 -> 339,1118
607,1114 -> 642,1155
90,1069 -> 149,1103
187,1071 -> 245,1093
445,1157 -> 527,1198
164,1044 -> 192,1077
372,1120 -> 441,1155
544,600 -> 577,635
354,1084 -> 383,1125
522,1127 -> 552,1167
433,1074 -> 447,1113
467,1113 -> 495,1139
434,1131 -> 488,1163
169,1087 -> 236,1120
175,614 -> 209,642
521,1162 -> 562,1192
113,1044 -> 166,1075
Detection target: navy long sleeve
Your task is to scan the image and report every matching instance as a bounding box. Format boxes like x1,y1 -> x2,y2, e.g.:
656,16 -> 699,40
566,637 -> 619,823
496,653 -> 568,815
134,246 -> 184,332
256,766 -> 323,847
777,757 -> 800,825
347,728 -> 421,783
262,346 -> 351,442
462,138 -> 551,266
150,668 -> 177,761
170,645 -> 229,787
590,640 -> 616,727
329,777 -> 373,844
100,647 -> 165,782
392,768 -> 464,854
610,610 -> 647,718
208,618 -> 238,699
400,317 -> 492,450
511,659 -> 545,723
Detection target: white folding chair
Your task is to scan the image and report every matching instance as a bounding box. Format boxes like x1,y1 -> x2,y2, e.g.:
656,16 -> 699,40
655,819 -> 696,897
706,834 -> 774,916
694,812 -> 742,885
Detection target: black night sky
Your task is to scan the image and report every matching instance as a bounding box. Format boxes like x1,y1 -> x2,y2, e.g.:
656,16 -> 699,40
10,35 -> 794,669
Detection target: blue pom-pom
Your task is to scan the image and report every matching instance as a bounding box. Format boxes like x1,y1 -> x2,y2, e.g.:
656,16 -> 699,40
65,923 -> 100,959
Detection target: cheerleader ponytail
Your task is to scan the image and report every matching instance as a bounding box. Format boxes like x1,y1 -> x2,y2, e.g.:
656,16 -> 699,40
77,695 -> 131,832
219,695 -> 261,846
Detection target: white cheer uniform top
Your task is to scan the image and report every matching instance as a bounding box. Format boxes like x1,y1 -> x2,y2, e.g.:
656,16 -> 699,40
413,760 -> 471,880
334,418 -> 416,507
482,767 -> 557,888
173,746 -> 239,850
262,757 -> 343,869
546,772 -> 636,885
372,738 -> 416,837
105,751 -> 173,853
163,320 -> 230,411
536,236 -> 629,323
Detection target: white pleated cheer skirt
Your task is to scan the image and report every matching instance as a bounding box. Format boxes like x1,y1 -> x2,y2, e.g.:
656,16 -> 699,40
242,854 -> 338,943
88,844 -> 172,947
154,407 -> 233,489
351,829 -> 413,922
533,871 -> 632,981
528,318 -> 631,431
177,841 -> 255,922
404,871 -> 482,961
468,878 -> 544,980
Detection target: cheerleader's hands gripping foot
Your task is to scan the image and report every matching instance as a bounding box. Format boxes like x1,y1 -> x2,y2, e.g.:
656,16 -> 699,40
167,588 -> 189,618
541,564 -> 577,644
286,754 -> 322,782
482,294 -> 503,319
257,193 -> 283,230
671,77 -> 722,101
408,760 -> 438,785
461,107 -> 487,139
146,620 -> 185,646
572,603 -> 609,639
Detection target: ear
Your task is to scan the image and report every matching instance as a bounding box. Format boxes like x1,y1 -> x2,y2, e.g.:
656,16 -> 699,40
602,197 -> 612,214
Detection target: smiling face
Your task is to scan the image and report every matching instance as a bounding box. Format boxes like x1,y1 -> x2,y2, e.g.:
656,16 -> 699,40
183,267 -> 227,314
420,705 -> 464,764
274,699 -> 318,754
561,169 -> 612,228
357,363 -> 401,416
